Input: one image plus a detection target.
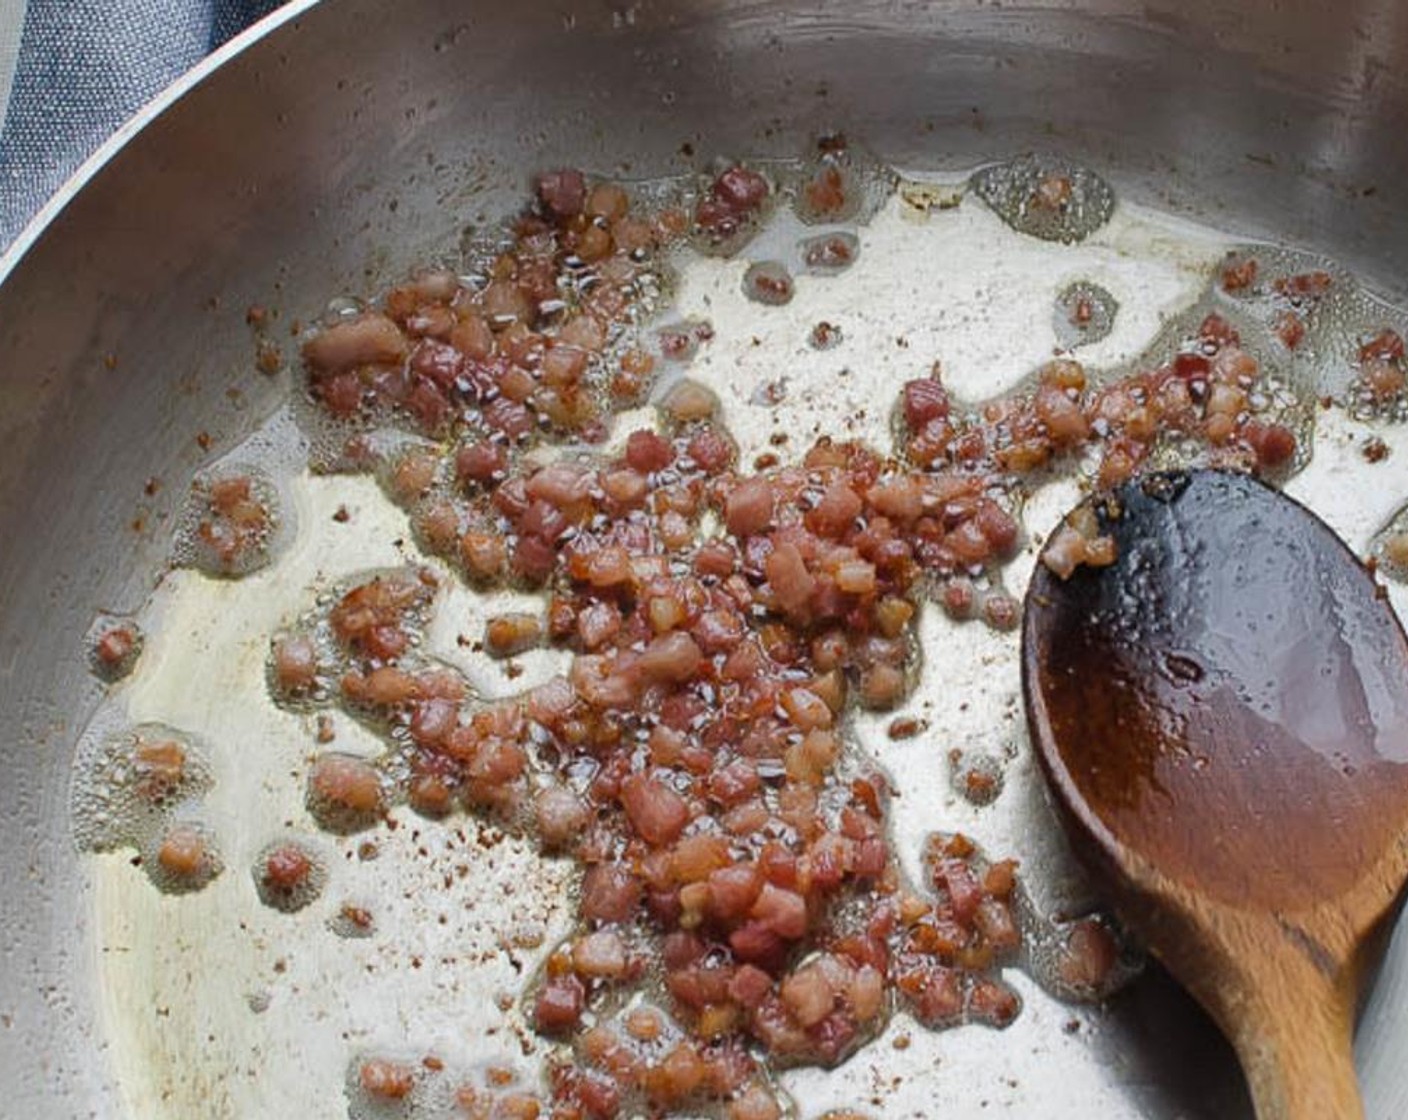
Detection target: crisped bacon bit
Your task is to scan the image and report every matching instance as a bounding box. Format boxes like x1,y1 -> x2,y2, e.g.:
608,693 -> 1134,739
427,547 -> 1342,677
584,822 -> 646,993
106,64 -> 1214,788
359,1058 -> 415,1100
807,481 -> 862,539
1274,269 -> 1333,302
580,864 -> 642,924
1362,358 -> 1406,403
901,377 -> 950,430
724,477 -> 775,537
308,753 -> 383,818
1242,420 -> 1298,470
975,501 -> 1019,556
132,739 -> 187,801
1032,172 -> 1073,211
715,166 -> 770,210
534,975 -> 586,1034
750,884 -> 808,939
728,1083 -> 783,1120
1360,328 -> 1405,364
804,166 -> 848,218
536,169 -> 586,218
662,379 -> 718,424
388,450 -> 437,503
1220,256 -> 1258,292
1041,521 -> 1117,580
261,844 -> 312,892
156,824 -> 210,879
485,612 -> 544,658
781,960 -> 836,1027
1056,918 -> 1120,995
92,624 -> 140,676
625,429 -> 675,473
620,772 -> 691,845
639,631 -> 704,684
1274,310 -> 1305,350
696,165 -> 770,241
765,542 -> 815,616
534,786 -> 589,848
572,930 -> 629,980
688,426 -> 735,473
456,439 -> 508,487
304,313 -> 407,374
1197,313 -> 1240,350
708,864 -> 764,922
1035,385 -> 1089,446
968,977 -> 1021,1026
898,960 -> 962,1027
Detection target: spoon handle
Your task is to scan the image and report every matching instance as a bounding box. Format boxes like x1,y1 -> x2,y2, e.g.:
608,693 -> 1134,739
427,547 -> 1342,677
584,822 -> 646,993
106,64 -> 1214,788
1232,964 -> 1362,1120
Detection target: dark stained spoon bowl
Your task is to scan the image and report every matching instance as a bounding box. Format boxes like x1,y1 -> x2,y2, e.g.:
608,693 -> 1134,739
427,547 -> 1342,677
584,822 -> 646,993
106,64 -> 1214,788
1022,469 -> 1408,1120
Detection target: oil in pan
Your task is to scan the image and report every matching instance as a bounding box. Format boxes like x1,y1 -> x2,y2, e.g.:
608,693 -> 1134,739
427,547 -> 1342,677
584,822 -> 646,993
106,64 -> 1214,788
72,150 -> 1408,1120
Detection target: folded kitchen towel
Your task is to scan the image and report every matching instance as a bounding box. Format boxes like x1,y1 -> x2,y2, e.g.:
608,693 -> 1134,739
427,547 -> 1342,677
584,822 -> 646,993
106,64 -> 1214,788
0,0 -> 284,249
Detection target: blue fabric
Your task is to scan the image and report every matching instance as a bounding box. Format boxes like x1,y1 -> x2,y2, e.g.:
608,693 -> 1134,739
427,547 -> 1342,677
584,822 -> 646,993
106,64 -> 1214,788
0,0 -> 283,247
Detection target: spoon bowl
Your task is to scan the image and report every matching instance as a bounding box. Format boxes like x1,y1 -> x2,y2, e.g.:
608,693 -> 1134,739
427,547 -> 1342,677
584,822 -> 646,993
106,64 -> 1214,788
1022,469 -> 1408,1120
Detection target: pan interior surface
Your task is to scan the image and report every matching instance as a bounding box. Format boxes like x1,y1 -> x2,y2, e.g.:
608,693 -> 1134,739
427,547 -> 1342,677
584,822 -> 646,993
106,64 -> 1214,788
5,2 -> 1408,1118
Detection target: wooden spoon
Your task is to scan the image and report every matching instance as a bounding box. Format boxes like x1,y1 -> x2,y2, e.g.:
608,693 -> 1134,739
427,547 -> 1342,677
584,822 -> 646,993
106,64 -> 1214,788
1022,469 -> 1408,1120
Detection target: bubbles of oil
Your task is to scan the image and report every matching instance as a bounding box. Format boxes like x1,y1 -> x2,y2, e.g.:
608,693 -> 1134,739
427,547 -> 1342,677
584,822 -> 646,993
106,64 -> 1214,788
253,837 -> 329,913
344,1055 -> 418,1120
657,376 -> 722,427
1212,243 -> 1408,424
799,231 -> 860,276
1053,281 -> 1118,349
266,565 -> 443,717
290,388 -> 392,475
655,317 -> 714,364
305,752 -> 388,835
377,440 -> 449,510
1114,279 -> 1319,481
516,991 -> 799,1120
687,161 -> 776,260
143,819 -> 223,894
1020,912 -> 1144,1004
1369,505 -> 1408,582
912,832 -> 1025,1028
948,750 -> 1005,806
750,375 -> 790,406
742,260 -> 795,306
71,719 -> 215,855
346,1054 -> 552,1120
970,154 -> 1115,244
267,629 -> 331,711
808,321 -> 843,351
85,611 -> 144,682
328,900 -> 378,939
288,177 -> 692,473
923,827 -> 1144,1006
171,463 -> 287,578
788,132 -> 897,227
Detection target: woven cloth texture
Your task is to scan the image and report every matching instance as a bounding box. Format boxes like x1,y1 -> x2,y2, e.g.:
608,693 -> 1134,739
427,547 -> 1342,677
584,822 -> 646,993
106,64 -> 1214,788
0,0 -> 283,246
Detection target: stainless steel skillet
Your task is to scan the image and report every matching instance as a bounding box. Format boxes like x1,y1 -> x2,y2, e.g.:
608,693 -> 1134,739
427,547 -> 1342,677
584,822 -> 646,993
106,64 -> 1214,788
4,1 -> 1408,1116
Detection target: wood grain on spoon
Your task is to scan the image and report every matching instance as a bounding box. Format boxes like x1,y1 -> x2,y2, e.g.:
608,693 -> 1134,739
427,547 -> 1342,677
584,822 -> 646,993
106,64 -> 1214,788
1022,469 -> 1408,1120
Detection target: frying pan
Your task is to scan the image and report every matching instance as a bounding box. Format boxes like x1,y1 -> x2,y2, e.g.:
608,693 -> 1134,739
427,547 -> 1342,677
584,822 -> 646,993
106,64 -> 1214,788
5,1 -> 1408,1116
